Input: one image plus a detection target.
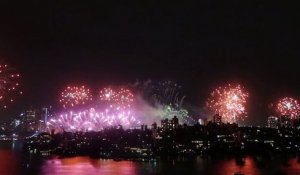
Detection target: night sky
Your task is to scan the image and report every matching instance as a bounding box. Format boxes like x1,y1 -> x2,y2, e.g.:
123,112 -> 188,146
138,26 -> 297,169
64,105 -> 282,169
1,1 -> 300,125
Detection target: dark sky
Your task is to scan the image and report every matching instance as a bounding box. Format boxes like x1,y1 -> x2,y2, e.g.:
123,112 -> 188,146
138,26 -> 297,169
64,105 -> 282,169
0,1 -> 300,125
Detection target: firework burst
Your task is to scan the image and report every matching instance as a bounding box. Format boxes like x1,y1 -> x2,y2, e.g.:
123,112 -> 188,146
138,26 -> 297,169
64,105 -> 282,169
134,80 -> 185,107
207,84 -> 248,123
99,87 -> 116,102
50,86 -> 138,132
59,85 -> 92,108
47,107 -> 140,132
277,97 -> 300,119
99,87 -> 134,109
0,64 -> 22,108
114,88 -> 134,108
133,80 -> 196,125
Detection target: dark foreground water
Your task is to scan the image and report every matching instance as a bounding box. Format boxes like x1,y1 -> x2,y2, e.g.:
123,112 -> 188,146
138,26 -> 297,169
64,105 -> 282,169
1,141 -> 300,175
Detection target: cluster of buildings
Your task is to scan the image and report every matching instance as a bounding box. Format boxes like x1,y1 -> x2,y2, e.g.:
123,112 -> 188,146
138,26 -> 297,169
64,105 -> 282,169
2,105 -> 299,137
23,114 -> 300,159
0,106 -> 52,139
2,106 -> 300,159
267,115 -> 300,129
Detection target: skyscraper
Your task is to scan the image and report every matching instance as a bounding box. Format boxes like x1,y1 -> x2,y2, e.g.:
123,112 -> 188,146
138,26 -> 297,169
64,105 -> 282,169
267,116 -> 279,129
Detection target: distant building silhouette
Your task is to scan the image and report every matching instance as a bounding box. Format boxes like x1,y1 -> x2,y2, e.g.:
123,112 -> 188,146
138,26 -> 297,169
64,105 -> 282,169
267,116 -> 280,129
141,124 -> 148,131
151,122 -> 157,130
23,109 -> 37,132
281,115 -> 292,128
161,116 -> 179,130
213,114 -> 222,125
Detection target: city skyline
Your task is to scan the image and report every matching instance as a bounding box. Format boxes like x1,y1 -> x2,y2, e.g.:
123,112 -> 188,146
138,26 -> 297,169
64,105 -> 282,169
1,73 -> 300,127
1,60 -> 300,126
1,2 -> 300,126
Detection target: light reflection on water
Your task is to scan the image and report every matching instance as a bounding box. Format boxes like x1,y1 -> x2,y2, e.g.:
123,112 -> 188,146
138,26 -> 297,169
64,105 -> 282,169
209,157 -> 261,175
39,156 -> 300,175
1,141 -> 300,175
41,157 -> 137,175
0,149 -> 20,175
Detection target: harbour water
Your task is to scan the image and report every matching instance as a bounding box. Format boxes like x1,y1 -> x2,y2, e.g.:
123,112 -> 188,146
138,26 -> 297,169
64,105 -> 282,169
1,141 -> 300,175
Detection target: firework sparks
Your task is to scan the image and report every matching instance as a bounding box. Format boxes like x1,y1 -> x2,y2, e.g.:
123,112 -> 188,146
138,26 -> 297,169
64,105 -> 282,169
133,80 -> 196,125
277,97 -> 300,119
160,105 -> 195,124
0,64 -> 22,108
50,86 -> 138,132
207,84 -> 248,123
133,80 -> 185,106
60,85 -> 92,108
114,88 -> 134,108
48,107 -> 140,132
99,87 -> 116,101
99,87 -> 134,109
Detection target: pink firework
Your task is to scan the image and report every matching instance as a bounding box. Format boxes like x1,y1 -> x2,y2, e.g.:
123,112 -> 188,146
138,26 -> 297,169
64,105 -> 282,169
59,85 -> 92,108
207,84 -> 249,123
0,64 -> 22,109
47,107 -> 140,132
99,87 -> 134,109
50,86 -> 138,132
277,97 -> 300,119
114,88 -> 134,108
99,87 -> 116,101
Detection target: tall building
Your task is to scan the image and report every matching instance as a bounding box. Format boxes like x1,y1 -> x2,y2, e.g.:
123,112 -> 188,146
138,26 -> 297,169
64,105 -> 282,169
23,109 -> 37,132
25,109 -> 36,123
172,116 -> 179,127
151,122 -> 157,130
213,114 -> 222,125
151,122 -> 159,139
161,119 -> 169,130
293,119 -> 300,129
267,116 -> 279,129
161,116 -> 179,130
281,115 -> 292,128
43,107 -> 49,125
42,106 -> 52,128
141,124 -> 148,131
21,108 -> 46,132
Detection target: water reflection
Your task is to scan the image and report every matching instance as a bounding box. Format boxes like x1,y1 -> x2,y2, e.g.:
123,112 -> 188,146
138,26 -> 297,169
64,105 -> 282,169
39,156 -> 300,175
1,140 -> 300,175
280,158 -> 300,174
0,140 -> 22,175
210,157 -> 261,175
41,157 -> 137,175
0,149 -> 20,175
